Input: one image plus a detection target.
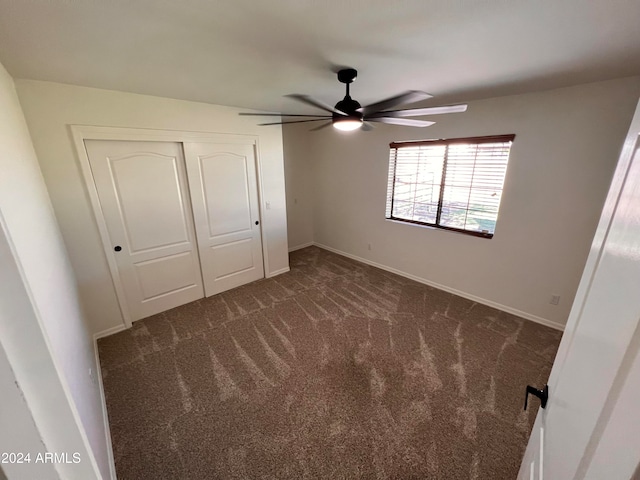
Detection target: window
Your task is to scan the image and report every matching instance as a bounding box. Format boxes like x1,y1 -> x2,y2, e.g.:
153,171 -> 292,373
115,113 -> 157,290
385,134 -> 515,238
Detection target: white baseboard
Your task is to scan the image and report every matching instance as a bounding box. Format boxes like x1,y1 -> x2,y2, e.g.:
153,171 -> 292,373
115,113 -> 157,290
313,242 -> 565,332
288,241 -> 314,252
93,323 -> 126,479
92,336 -> 118,480
267,266 -> 290,277
94,324 -> 127,340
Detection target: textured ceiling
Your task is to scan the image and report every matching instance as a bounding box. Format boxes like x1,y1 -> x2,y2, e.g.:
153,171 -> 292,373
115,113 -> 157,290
1,0 -> 639,113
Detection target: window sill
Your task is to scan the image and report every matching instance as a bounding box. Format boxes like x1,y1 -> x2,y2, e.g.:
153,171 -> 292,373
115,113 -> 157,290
385,218 -> 494,239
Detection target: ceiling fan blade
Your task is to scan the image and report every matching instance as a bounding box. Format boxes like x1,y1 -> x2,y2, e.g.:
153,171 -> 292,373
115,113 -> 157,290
286,94 -> 347,116
367,117 -> 436,127
367,104 -> 468,118
239,113 -> 332,118
309,121 -> 333,132
361,91 -> 433,115
258,118 -> 328,126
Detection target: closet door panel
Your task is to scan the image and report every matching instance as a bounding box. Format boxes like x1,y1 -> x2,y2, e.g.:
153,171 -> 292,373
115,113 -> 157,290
184,142 -> 265,296
109,153 -> 190,251
85,140 -> 204,321
200,151 -> 252,237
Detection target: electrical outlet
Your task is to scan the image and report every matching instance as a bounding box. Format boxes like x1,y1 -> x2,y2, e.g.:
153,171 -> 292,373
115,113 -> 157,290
550,295 -> 560,306
89,368 -> 96,386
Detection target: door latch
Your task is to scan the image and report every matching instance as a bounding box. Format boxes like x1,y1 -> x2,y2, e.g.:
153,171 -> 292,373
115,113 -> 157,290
524,384 -> 548,410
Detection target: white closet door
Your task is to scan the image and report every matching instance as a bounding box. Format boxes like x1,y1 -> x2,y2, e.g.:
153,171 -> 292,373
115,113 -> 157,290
85,140 -> 204,321
184,142 -> 265,296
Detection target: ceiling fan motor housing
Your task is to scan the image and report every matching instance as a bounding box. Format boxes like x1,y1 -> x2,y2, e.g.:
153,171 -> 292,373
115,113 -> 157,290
334,96 -> 363,121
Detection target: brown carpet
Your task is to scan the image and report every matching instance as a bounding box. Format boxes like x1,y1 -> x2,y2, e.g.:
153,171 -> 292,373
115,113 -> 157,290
98,246 -> 562,479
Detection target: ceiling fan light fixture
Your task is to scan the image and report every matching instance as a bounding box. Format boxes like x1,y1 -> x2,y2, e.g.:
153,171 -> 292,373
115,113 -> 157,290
333,117 -> 363,131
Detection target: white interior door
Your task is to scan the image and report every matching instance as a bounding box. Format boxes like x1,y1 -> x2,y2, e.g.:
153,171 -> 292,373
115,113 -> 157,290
183,142 -> 264,296
85,140 -> 204,321
518,101 -> 640,479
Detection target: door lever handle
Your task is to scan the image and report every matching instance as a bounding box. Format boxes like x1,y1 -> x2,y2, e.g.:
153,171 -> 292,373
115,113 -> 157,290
524,384 -> 548,410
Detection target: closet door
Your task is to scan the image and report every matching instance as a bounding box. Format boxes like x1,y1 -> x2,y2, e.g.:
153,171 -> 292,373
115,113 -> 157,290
85,140 -> 204,321
184,142 -> 265,296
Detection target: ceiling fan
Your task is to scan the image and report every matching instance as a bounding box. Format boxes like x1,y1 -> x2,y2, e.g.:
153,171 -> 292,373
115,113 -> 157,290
239,68 -> 467,132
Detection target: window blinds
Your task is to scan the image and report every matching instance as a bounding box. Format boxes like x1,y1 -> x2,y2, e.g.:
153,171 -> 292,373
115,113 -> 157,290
386,134 -> 515,238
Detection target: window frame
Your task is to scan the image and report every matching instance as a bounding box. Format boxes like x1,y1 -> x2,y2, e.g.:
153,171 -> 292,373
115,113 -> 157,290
386,134 -> 515,239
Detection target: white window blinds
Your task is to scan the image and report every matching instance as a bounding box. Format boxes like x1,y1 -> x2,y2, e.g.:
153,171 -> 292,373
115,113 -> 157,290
386,135 -> 515,238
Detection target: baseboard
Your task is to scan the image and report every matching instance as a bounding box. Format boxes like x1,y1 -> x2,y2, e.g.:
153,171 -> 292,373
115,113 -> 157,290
288,241 -> 314,252
94,324 -> 127,340
267,266 -> 290,277
313,242 -> 565,332
92,337 -> 117,480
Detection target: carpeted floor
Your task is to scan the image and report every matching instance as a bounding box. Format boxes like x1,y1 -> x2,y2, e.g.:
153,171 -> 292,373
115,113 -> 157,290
98,246 -> 562,479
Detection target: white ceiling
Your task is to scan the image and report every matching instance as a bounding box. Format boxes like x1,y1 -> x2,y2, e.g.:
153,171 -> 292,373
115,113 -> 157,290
1,0 -> 639,113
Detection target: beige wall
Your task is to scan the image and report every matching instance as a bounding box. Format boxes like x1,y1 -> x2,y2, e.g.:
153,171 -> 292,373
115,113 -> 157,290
283,123 -> 315,250
16,80 -> 289,335
0,64 -> 106,478
284,77 -> 640,328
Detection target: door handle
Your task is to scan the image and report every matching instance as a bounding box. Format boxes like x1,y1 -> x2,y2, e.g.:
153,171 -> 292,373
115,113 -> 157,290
255,221 -> 259,225
524,384 -> 548,410
114,245 -> 122,252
